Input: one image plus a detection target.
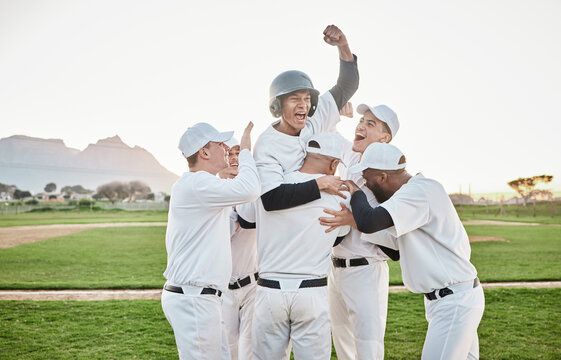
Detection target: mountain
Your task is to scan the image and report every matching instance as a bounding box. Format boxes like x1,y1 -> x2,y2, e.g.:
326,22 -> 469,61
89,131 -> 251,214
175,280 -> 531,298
0,135 -> 179,194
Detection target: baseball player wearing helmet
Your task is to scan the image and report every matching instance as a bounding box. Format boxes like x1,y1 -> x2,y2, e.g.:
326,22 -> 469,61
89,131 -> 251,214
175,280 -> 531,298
218,138 -> 259,360
325,143 -> 485,360
253,25 -> 358,212
238,133 -> 351,360
161,122 -> 260,360
321,104 -> 400,360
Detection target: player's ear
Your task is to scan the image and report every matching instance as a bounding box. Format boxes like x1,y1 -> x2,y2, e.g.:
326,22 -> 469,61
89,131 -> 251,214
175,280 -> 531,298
330,159 -> 339,174
379,172 -> 388,183
199,147 -> 210,160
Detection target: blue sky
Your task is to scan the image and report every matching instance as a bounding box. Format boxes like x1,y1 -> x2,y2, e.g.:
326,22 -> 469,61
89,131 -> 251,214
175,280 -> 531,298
1,0 -> 560,197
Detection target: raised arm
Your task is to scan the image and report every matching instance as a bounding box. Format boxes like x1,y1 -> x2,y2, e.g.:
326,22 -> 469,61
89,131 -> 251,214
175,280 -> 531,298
323,25 -> 359,110
195,122 -> 261,207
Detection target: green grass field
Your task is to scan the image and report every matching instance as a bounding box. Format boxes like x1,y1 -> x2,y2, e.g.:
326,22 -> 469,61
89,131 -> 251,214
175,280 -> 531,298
1,224 -> 560,289
388,224 -> 561,284
1,209 -> 560,359
0,209 -> 168,227
1,288 -> 559,359
0,227 -> 168,289
456,200 -> 561,225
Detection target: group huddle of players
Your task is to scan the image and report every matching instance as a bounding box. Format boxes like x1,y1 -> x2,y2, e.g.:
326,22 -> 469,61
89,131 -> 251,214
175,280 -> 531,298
161,25 -> 485,360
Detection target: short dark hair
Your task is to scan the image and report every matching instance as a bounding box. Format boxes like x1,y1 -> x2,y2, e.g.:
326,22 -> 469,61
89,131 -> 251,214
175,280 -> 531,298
307,140 -> 321,149
381,122 -> 392,139
186,142 -> 210,168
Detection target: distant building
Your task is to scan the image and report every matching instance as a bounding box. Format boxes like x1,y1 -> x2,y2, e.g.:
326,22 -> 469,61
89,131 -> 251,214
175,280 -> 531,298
476,197 -> 491,205
449,193 -> 474,205
69,192 -> 93,201
36,192 -> 64,202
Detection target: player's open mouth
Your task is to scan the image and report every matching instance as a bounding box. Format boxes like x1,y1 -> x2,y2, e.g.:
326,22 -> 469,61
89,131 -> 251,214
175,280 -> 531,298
295,112 -> 306,121
354,133 -> 365,141
231,163 -> 239,167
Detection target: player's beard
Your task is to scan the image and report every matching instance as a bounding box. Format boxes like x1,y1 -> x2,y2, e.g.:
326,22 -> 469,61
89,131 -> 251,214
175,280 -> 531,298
369,181 -> 392,204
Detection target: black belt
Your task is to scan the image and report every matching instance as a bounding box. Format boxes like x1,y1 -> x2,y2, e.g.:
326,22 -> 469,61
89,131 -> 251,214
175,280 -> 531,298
424,278 -> 480,301
332,256 -> 369,268
228,272 -> 260,290
257,277 -> 328,289
164,284 -> 222,297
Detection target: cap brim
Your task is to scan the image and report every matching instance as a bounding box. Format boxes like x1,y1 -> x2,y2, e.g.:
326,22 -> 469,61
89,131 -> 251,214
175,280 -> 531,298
212,131 -> 234,143
348,163 -> 367,174
356,104 -> 373,116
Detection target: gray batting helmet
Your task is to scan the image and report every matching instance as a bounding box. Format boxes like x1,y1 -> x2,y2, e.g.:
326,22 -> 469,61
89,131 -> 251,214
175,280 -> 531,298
269,70 -> 320,118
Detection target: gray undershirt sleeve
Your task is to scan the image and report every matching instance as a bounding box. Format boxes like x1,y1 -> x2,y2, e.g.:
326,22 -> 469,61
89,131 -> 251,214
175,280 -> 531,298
328,54 -> 359,110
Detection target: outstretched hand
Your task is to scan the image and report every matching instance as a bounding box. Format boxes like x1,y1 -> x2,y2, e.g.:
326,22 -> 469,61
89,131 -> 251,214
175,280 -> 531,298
239,122 -> 254,151
319,202 -> 357,233
316,175 -> 347,199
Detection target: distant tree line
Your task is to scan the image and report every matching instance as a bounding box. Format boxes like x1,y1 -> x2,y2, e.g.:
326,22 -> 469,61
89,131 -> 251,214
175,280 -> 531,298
1,180 -> 153,204
93,180 -> 152,204
0,183 -> 32,200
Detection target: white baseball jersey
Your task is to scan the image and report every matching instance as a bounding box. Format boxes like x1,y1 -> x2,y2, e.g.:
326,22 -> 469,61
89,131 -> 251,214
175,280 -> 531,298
228,208 -> 258,282
334,139 -> 393,259
253,92 -> 340,194
163,149 -> 260,291
259,171 -> 350,279
379,173 -> 478,294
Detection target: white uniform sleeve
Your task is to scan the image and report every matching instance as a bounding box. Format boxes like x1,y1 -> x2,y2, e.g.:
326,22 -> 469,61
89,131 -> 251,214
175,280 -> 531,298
236,201 -> 256,223
253,143 -> 284,194
361,230 -> 399,250
380,184 -> 430,237
229,207 -> 239,237
336,133 -> 357,179
193,149 -> 261,207
307,92 -> 341,134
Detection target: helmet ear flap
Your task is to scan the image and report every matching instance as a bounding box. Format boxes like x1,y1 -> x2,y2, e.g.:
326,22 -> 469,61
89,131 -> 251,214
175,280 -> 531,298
270,98 -> 282,118
307,92 -> 319,117
307,104 -> 317,117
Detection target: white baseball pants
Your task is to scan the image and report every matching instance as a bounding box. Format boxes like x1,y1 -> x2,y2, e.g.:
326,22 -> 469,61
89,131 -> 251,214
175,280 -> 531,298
422,282 -> 485,360
329,259 -> 389,360
161,286 -> 230,360
252,282 -> 331,360
222,281 -> 257,360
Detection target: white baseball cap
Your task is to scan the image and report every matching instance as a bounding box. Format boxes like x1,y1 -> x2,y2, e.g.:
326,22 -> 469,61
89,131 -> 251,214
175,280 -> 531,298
224,137 -> 239,148
178,122 -> 233,157
306,132 -> 344,162
348,143 -> 406,174
357,104 -> 399,138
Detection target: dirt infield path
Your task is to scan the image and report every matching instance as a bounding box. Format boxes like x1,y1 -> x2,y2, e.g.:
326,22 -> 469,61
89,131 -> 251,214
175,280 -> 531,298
462,220 -> 542,226
0,222 -> 168,249
1,281 -> 559,300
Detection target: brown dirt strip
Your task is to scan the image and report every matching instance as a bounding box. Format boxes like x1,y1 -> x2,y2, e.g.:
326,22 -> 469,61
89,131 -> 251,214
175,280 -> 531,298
469,236 -> 507,242
462,220 -> 542,226
1,282 -> 560,300
0,222 -> 167,249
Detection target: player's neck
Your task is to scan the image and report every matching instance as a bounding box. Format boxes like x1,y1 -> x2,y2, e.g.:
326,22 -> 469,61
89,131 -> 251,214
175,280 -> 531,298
274,120 -> 301,136
391,172 -> 413,192
189,162 -> 219,176
299,162 -> 330,176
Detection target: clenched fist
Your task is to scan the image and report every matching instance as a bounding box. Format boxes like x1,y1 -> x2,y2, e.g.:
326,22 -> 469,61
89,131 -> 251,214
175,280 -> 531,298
323,25 -> 348,47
